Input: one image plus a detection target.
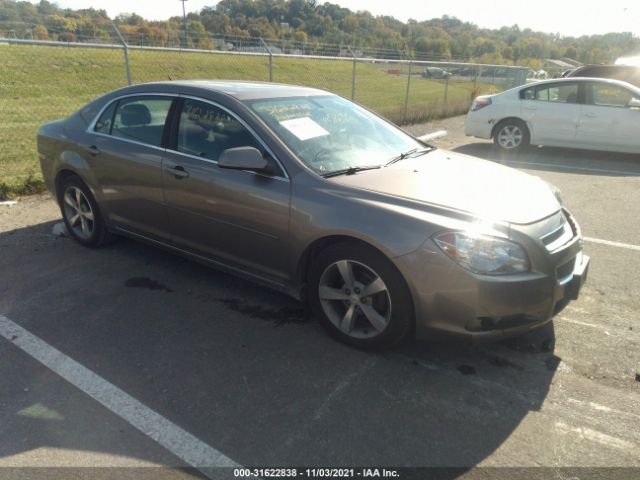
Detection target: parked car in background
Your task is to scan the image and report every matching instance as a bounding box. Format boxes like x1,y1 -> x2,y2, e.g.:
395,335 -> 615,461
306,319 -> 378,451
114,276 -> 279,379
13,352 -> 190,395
421,67 -> 452,79
465,77 -> 640,153
566,64 -> 640,88
533,69 -> 548,79
39,81 -> 589,349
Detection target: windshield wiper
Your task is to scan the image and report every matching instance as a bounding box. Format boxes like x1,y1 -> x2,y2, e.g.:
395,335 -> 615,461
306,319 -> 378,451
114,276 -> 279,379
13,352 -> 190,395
322,165 -> 382,178
385,146 -> 436,166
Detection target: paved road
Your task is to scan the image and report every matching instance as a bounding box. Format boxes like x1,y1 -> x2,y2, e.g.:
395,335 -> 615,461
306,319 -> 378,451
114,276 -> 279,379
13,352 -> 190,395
0,118 -> 638,479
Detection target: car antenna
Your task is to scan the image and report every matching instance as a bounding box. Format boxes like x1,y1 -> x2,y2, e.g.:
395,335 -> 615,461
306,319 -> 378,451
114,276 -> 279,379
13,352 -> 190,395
168,75 -> 172,81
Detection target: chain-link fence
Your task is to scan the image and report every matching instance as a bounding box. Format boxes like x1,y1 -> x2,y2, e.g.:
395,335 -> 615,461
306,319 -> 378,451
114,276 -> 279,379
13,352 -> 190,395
0,36 -> 528,196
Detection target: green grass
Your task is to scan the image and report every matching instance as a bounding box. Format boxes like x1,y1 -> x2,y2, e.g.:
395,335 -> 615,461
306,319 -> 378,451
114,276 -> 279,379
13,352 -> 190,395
0,44 -> 498,198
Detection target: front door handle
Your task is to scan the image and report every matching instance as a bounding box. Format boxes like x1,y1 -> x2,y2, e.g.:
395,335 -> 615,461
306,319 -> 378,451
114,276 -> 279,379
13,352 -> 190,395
166,165 -> 189,179
85,145 -> 101,156
584,112 -> 597,118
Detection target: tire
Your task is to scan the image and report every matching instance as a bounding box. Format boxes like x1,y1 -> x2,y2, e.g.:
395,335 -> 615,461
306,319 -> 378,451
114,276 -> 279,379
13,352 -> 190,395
493,119 -> 530,152
308,242 -> 414,350
58,175 -> 113,247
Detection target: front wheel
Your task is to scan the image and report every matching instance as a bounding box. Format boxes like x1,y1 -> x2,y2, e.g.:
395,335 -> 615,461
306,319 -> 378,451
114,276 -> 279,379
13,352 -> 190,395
58,176 -> 113,247
309,242 -> 414,350
493,119 -> 530,151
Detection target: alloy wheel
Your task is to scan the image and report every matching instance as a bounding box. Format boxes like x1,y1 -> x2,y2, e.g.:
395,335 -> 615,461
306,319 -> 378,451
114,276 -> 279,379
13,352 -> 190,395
63,186 -> 95,240
497,125 -> 523,149
318,259 -> 392,339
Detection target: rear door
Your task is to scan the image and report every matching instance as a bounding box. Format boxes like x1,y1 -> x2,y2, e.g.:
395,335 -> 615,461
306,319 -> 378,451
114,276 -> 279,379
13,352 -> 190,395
89,95 -> 174,239
519,82 -> 582,146
576,81 -> 640,152
161,97 -> 292,281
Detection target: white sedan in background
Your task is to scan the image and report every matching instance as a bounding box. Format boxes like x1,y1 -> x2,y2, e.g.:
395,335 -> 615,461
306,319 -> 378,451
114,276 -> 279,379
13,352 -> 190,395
465,77 -> 640,154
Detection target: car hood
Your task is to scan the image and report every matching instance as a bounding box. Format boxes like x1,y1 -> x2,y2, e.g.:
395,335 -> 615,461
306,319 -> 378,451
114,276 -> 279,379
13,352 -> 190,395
329,150 -> 560,225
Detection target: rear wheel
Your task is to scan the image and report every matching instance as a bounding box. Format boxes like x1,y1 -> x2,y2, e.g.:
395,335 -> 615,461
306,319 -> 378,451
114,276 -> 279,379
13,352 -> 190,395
58,176 -> 113,247
309,242 -> 414,350
493,119 -> 530,151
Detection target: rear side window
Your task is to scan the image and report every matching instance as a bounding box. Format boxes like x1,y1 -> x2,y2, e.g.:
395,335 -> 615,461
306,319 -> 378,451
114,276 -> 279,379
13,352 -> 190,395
111,96 -> 173,147
521,83 -> 578,103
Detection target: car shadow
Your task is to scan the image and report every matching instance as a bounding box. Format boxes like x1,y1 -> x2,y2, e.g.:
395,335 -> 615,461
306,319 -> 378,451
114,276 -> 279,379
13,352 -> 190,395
0,221 -> 560,474
453,143 -> 640,177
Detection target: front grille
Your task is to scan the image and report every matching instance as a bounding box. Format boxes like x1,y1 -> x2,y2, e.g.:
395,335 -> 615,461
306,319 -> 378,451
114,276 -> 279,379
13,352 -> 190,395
542,224 -> 566,246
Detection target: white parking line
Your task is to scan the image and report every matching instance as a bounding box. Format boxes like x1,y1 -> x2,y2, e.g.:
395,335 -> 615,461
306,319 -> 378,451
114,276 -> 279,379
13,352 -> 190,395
583,237 -> 640,252
508,160 -> 640,176
555,421 -> 637,452
0,315 -> 239,476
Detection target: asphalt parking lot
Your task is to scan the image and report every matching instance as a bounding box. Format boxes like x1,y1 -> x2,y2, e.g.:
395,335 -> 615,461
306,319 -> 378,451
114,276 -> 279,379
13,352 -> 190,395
0,116 -> 639,479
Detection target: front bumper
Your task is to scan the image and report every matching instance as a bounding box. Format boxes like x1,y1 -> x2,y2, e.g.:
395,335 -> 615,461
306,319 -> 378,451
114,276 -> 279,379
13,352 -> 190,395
395,230 -> 589,342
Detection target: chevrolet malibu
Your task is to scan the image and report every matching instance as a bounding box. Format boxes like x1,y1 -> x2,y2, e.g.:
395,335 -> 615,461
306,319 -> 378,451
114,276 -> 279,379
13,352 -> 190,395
38,81 -> 589,349
466,77 -> 640,153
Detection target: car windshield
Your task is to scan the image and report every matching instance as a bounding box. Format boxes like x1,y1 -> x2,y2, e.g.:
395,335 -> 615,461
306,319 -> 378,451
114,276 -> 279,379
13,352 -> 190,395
245,95 -> 424,176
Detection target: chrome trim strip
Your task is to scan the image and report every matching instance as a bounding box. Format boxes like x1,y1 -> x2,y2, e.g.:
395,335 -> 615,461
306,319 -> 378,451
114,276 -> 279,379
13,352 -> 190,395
91,131 -> 168,154
558,273 -> 574,286
85,92 -> 290,181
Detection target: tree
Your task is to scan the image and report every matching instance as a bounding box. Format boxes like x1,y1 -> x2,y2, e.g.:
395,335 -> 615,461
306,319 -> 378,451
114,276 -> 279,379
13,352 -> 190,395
1,0 -> 639,68
293,30 -> 307,43
32,25 -> 49,39
415,37 -> 451,59
564,46 -> 578,60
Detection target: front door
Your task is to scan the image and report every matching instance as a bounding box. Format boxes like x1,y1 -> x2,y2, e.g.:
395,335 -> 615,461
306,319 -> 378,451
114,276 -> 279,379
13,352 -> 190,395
576,81 -> 640,152
162,97 -> 292,281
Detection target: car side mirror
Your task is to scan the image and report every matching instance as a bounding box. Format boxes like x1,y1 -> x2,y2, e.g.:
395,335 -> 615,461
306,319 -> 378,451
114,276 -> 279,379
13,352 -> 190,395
218,146 -> 275,175
628,98 -> 640,109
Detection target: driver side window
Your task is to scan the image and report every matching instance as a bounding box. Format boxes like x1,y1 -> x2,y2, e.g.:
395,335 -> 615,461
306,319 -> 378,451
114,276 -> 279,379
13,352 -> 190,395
176,99 -> 262,162
590,83 -> 633,108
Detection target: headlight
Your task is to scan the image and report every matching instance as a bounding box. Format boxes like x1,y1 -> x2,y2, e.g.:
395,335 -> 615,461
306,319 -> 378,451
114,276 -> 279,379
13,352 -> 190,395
434,232 -> 530,275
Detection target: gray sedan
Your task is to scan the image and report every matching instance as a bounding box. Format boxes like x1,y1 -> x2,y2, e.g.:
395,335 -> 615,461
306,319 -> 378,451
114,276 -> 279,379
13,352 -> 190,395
38,81 -> 589,349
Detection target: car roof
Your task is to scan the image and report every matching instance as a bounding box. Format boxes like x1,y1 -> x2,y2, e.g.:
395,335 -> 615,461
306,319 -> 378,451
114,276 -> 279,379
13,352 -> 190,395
516,76 -> 640,93
120,80 -> 329,101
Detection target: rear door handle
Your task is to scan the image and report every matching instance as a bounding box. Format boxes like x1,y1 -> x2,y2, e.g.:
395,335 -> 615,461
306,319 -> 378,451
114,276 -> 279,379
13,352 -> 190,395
584,112 -> 597,118
85,145 -> 101,156
165,165 -> 189,179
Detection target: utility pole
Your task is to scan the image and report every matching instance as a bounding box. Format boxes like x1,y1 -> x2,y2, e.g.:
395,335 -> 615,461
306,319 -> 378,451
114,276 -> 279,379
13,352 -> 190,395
179,0 -> 188,48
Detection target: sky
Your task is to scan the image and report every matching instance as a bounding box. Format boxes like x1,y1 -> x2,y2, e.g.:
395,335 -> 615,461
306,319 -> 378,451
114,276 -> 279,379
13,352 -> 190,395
28,0 -> 640,38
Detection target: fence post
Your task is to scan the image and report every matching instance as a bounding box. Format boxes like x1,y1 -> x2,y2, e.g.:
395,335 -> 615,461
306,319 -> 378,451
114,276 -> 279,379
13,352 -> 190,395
260,37 -> 273,82
444,74 -> 449,104
474,65 -> 479,91
347,46 -> 357,101
403,59 -> 413,124
111,21 -> 132,85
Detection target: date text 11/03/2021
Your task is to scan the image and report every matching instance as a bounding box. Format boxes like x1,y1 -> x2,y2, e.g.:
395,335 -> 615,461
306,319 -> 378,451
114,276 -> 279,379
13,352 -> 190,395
233,468 -> 399,478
